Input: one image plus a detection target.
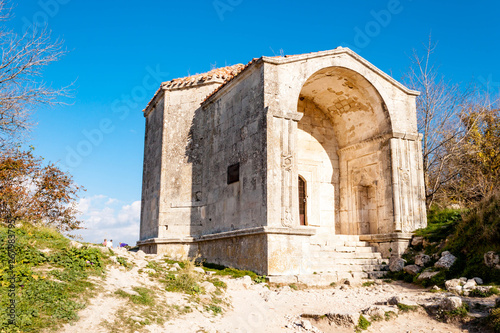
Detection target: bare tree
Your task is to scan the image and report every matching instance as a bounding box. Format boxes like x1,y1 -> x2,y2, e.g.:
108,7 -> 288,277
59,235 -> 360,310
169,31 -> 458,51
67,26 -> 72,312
404,36 -> 498,208
404,37 -> 474,207
0,0 -> 68,149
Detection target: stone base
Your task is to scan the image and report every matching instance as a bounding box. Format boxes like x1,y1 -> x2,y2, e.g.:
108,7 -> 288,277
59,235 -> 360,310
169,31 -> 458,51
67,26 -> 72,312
359,233 -> 413,257
137,226 -> 316,276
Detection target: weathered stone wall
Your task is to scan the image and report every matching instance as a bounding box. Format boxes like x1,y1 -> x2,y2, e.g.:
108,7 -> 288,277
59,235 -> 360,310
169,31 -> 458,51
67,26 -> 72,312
140,97 -> 165,240
198,233 -> 268,275
296,99 -> 339,234
158,83 -> 222,239
200,64 -> 267,235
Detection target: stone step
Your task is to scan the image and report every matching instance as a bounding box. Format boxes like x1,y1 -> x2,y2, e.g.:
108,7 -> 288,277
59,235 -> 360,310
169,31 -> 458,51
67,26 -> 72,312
323,240 -> 369,247
367,271 -> 388,279
311,264 -> 388,273
326,258 -> 385,265
313,252 -> 383,259
318,246 -> 378,253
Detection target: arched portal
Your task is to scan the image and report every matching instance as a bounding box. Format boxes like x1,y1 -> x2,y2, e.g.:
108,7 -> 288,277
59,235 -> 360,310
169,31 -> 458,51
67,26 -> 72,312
296,66 -> 392,235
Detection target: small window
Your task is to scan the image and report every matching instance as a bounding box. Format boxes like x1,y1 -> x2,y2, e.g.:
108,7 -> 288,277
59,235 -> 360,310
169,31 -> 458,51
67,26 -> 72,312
227,163 -> 240,184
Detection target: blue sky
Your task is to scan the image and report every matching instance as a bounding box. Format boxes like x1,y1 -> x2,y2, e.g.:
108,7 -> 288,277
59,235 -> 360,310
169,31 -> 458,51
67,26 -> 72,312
8,0 -> 500,245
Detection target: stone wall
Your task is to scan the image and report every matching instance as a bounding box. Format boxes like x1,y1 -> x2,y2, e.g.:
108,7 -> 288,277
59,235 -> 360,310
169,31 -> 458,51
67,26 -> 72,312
200,63 -> 267,235
140,97 -> 164,240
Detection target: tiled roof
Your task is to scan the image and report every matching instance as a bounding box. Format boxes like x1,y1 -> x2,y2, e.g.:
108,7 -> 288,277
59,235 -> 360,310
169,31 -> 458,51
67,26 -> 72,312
202,58 -> 260,103
162,64 -> 246,89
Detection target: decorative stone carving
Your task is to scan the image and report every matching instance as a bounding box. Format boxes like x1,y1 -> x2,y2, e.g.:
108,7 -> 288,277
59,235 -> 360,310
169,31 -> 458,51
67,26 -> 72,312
281,209 -> 293,227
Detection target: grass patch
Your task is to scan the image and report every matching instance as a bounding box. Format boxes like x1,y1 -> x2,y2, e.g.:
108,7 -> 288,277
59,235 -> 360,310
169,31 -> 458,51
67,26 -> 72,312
0,224 -> 103,332
384,311 -> 397,321
116,256 -> 129,268
362,281 -> 375,287
202,262 -> 266,282
444,303 -> 469,318
397,303 -> 419,312
468,287 -> 499,297
488,306 -> 500,333
115,287 -> 155,306
356,314 -> 371,331
414,207 -> 462,243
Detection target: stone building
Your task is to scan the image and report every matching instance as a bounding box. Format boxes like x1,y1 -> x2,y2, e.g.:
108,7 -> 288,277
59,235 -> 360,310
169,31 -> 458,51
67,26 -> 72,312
138,48 -> 427,281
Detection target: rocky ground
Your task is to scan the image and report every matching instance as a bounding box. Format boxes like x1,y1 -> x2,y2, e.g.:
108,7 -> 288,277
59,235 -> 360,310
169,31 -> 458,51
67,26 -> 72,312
56,247 -> 497,333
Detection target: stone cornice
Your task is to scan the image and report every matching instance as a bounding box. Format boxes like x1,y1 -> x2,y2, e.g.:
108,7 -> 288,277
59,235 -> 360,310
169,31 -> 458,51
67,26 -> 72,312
137,226 -> 316,246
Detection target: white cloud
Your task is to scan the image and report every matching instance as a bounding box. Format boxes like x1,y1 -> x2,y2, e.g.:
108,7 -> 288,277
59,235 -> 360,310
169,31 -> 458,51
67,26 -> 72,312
72,195 -> 141,247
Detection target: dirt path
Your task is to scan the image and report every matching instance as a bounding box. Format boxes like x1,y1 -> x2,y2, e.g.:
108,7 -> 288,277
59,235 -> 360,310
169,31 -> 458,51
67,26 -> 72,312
56,250 -> 491,333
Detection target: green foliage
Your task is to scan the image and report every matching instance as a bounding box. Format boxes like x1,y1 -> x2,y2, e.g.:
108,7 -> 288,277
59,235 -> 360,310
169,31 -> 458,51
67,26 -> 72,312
0,225 -> 101,332
209,278 -> 227,289
415,207 -> 462,243
289,283 -> 298,290
444,303 -> 469,318
468,287 -> 499,298
116,256 -> 128,268
161,269 -> 202,295
397,303 -> 419,312
202,262 -> 266,282
444,193 -> 500,284
163,258 -> 185,269
362,281 -> 375,287
356,314 -> 371,331
115,287 -> 155,306
488,307 -> 500,333
204,304 -> 222,315
420,271 -> 446,288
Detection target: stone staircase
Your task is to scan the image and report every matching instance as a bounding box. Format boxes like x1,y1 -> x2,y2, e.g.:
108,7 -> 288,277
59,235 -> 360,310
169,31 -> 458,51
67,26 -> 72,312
309,235 -> 388,280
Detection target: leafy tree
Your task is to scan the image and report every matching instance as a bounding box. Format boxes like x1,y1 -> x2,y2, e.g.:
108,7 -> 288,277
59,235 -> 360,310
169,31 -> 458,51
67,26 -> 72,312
0,149 -> 84,232
447,102 -> 500,202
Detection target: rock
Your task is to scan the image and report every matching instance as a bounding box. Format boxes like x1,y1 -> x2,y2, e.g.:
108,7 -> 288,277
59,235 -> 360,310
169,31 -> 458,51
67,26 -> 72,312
475,286 -> 493,294
300,319 -> 313,330
415,254 -> 431,267
495,297 -> 500,308
434,251 -> 457,269
363,306 -> 386,318
411,236 -> 424,247
484,251 -> 500,269
172,263 -> 181,269
200,281 -> 216,293
109,256 -> 118,264
388,296 -> 400,305
399,300 -> 419,307
417,270 -> 440,281
193,267 -> 205,274
431,285 -> 441,291
169,267 -> 178,272
69,240 -> 83,249
403,264 -> 421,275
463,279 -> 477,290
440,297 -> 463,311
325,313 -> 360,327
205,271 -> 215,276
459,277 -> 468,283
389,256 -> 406,272
473,277 -> 483,285
450,286 -> 463,293
130,316 -> 145,322
445,279 -> 464,291
240,275 -> 252,289
136,250 -> 146,258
